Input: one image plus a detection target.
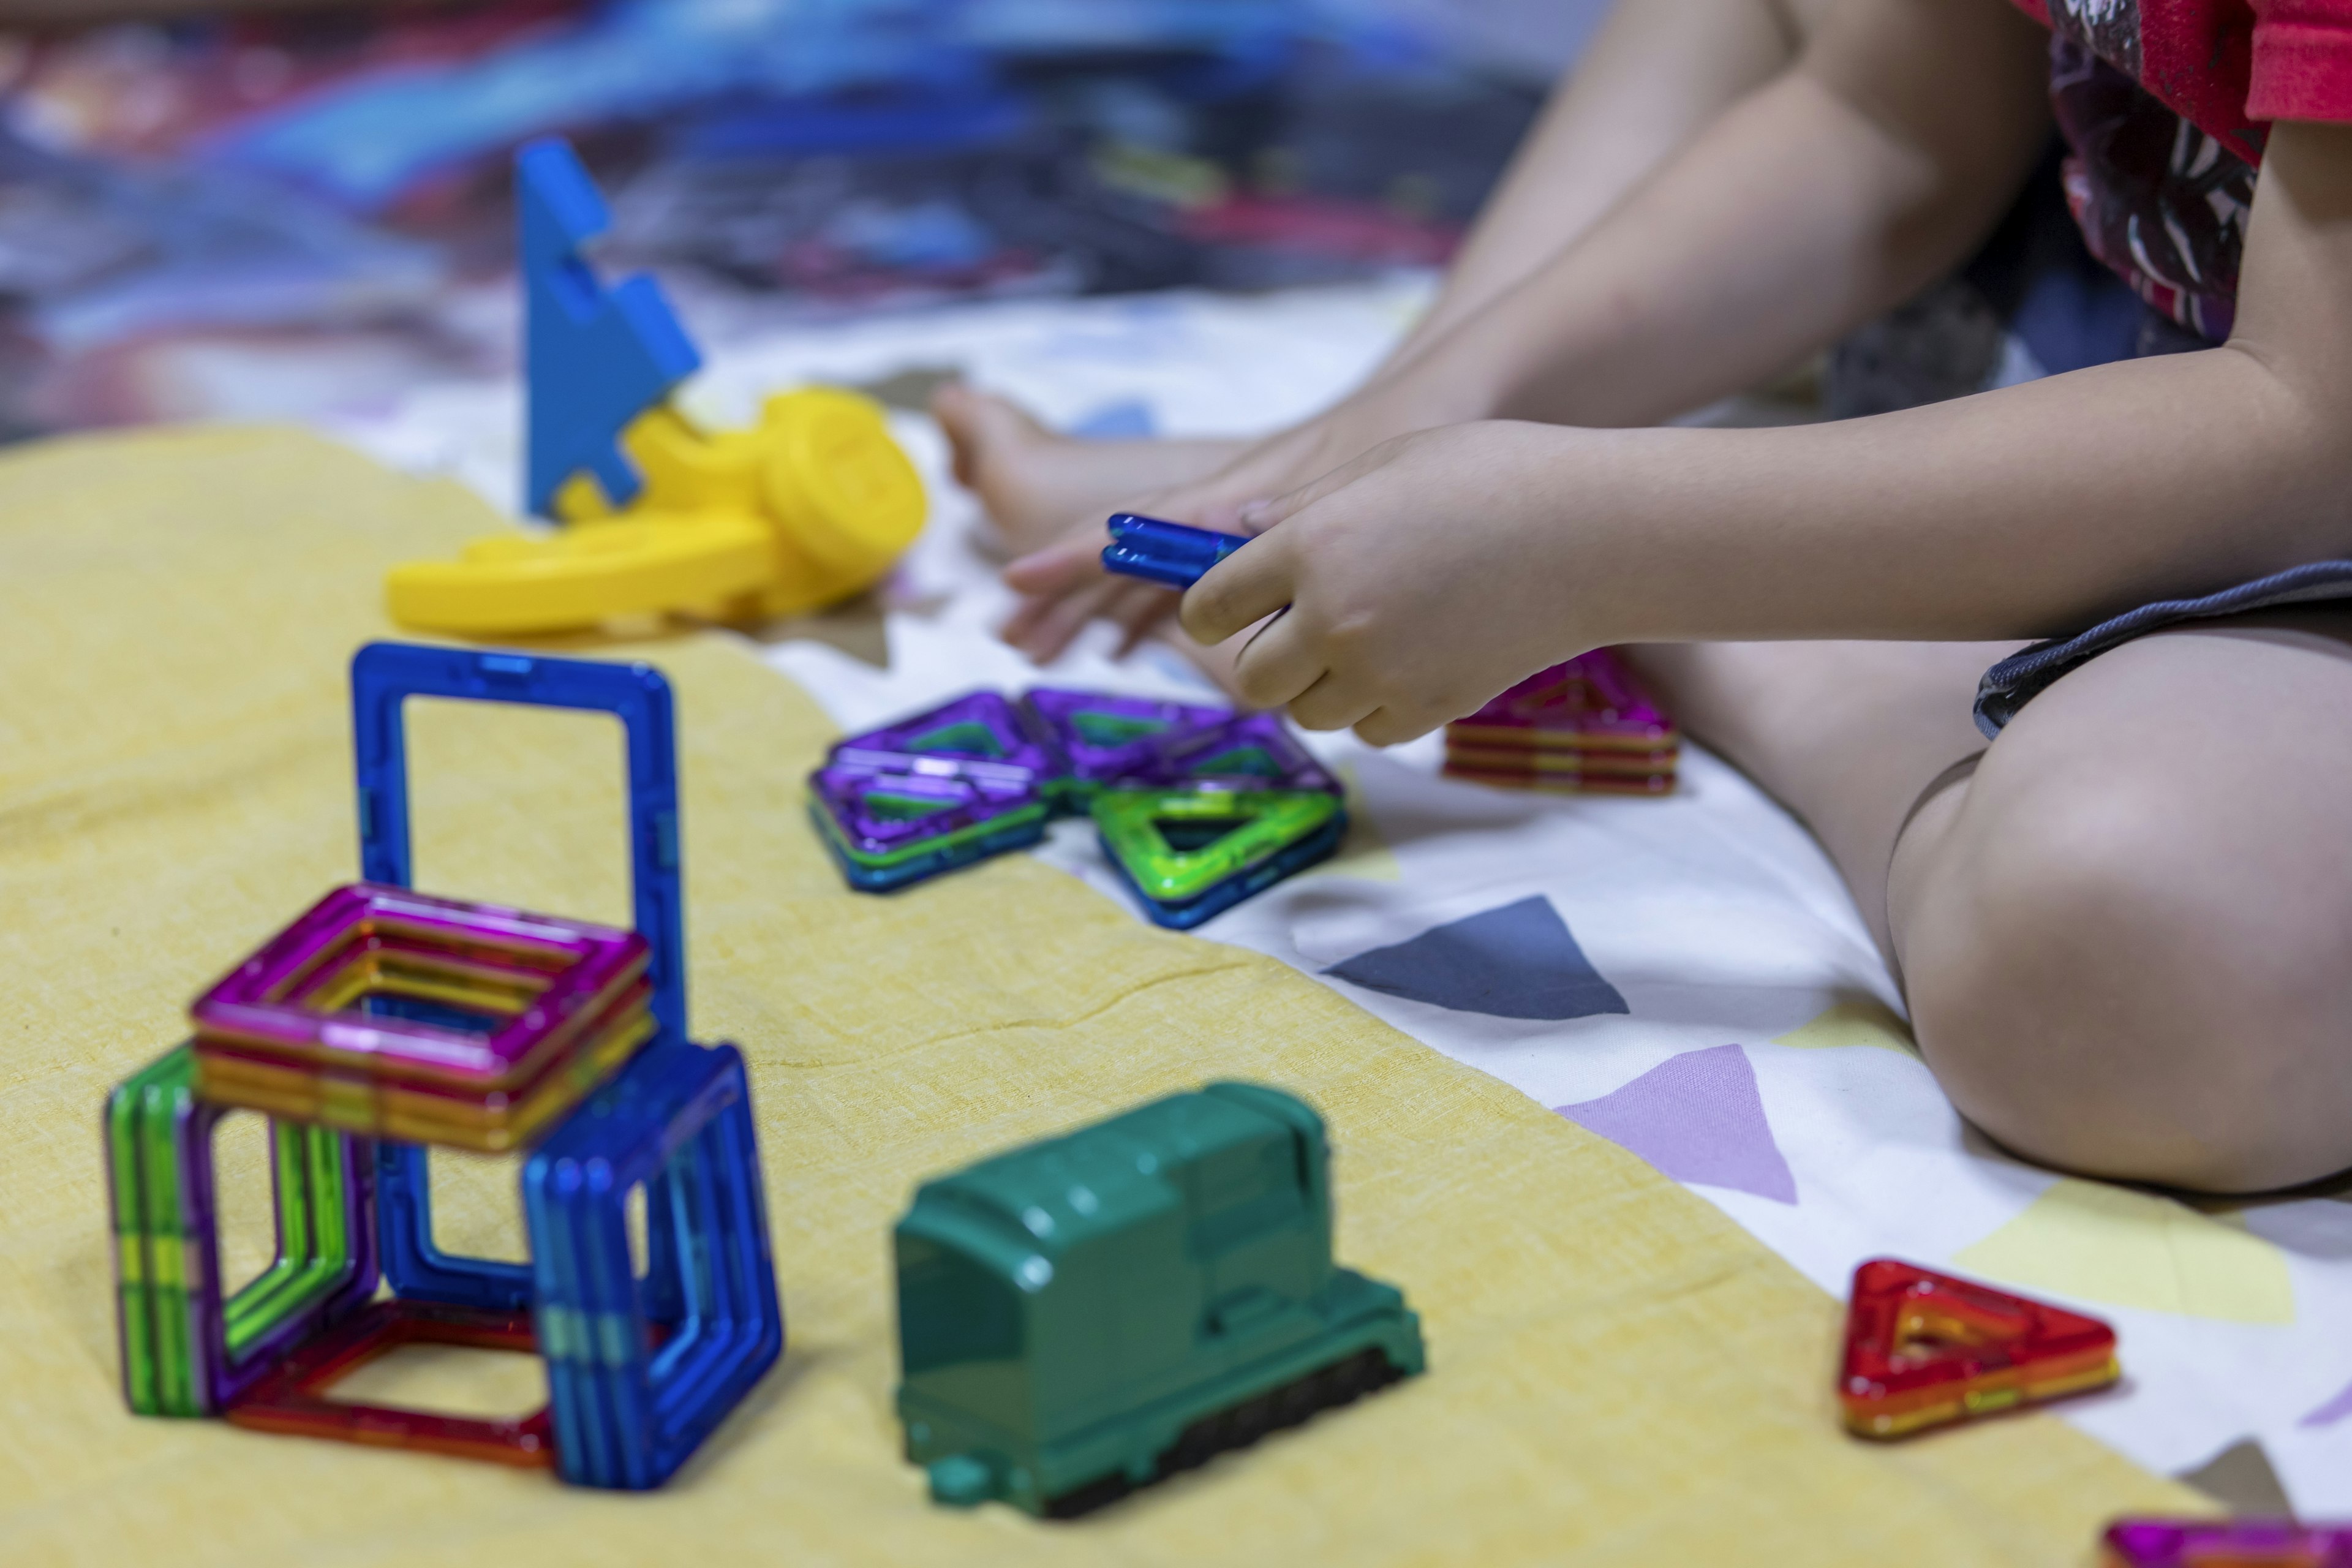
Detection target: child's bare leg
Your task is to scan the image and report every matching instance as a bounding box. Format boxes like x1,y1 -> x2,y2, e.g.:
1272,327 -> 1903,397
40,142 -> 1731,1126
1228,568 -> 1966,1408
1627,639 -> 2014,948
931,383 -> 1243,554
947,0 -> 1828,559
1637,619 -> 2352,1194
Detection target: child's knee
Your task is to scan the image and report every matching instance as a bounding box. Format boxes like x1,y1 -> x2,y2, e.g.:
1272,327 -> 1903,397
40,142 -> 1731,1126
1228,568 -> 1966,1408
1898,758 -> 2352,1193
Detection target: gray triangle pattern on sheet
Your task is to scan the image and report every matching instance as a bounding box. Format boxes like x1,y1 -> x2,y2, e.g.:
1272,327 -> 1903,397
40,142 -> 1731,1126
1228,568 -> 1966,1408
2174,1437 -> 2295,1516
1321,894 -> 1629,1020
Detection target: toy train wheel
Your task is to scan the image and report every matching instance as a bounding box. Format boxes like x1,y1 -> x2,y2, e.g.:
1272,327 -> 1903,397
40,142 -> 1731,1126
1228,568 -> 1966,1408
1042,1348 -> 1405,1520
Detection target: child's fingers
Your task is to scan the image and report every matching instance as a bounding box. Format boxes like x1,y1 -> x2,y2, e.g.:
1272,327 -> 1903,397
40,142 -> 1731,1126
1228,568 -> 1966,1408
1181,532 -> 1297,646
1233,442 -> 1388,535
1109,585 -> 1180,656
1226,609 -> 1325,712
1286,672 -> 1381,734
1354,704 -> 1439,747
1002,530 -> 1102,594
1004,575 -> 1126,660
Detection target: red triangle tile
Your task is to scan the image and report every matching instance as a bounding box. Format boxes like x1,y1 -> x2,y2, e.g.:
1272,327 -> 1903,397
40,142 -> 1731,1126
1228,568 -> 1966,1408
1839,1257 -> 2119,1439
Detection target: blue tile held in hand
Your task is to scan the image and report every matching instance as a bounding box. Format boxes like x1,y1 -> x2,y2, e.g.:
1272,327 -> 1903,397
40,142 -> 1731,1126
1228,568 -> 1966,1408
1099,513 -> 1250,591
1321,895 -> 1628,1020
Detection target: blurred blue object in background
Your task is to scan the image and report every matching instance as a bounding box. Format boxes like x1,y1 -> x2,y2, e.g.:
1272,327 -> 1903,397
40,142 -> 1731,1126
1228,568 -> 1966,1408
0,0 -> 1602,435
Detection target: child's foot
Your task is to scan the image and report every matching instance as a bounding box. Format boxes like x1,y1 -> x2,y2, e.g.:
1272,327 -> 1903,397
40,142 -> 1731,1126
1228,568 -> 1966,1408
932,381 -> 1243,555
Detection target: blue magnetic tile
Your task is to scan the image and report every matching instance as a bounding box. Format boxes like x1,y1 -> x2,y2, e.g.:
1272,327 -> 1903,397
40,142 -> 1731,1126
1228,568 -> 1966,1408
1099,512 -> 1250,590
524,1037 -> 783,1490
350,640 -> 687,1310
519,137 -> 700,516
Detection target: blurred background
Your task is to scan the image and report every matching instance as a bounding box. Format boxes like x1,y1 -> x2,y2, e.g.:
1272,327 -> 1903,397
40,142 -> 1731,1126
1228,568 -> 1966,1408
0,0 -> 1607,444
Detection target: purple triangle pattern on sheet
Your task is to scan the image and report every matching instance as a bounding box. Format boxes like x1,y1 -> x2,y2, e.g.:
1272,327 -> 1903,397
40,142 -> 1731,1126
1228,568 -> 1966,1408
1321,894 -> 1627,1020
1555,1044 -> 1798,1204
2301,1377 -> 2352,1428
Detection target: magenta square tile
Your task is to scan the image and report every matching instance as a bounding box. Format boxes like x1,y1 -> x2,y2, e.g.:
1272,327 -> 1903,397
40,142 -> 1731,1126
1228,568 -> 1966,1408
2103,1518 -> 2352,1565
190,883 -> 647,1088
1449,649 -> 1674,747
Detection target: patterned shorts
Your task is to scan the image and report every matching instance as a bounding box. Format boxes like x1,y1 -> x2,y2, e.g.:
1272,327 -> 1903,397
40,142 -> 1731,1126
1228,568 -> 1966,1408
1973,561 -> 2352,736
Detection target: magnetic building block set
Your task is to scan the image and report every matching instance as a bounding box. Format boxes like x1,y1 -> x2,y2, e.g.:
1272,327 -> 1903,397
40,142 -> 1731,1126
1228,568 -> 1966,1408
98,643 -> 2307,1539
810,686 -> 1347,927
107,643 -> 782,1487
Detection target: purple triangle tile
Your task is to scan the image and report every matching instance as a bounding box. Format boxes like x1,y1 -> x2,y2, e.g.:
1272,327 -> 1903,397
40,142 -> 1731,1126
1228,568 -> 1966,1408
1129,710 -> 1340,795
1017,688 -> 1230,783
831,690 -> 1062,779
1555,1044 -> 1798,1204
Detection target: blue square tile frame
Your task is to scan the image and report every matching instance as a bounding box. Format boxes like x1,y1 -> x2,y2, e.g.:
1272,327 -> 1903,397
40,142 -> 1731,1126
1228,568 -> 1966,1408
525,1038 -> 783,1488
350,641 -> 688,1311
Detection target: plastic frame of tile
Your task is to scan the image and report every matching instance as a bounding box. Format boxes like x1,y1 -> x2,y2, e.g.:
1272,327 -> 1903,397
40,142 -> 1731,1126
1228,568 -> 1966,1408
808,760 -> 1047,866
1016,688 -> 1232,793
1093,789 -> 1344,903
192,883 -> 649,1100
350,641 -> 685,1306
524,1038 -> 783,1488
1128,710 -> 1340,796
807,800 -> 1049,893
1094,790 -> 1346,930
828,690 -> 1063,782
225,1297 -> 556,1467
2101,1519 -> 2352,1567
1099,513 -> 1250,590
106,1042 -> 375,1415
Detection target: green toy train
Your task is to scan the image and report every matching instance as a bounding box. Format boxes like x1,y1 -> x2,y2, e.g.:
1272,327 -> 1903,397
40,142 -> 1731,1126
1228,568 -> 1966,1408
893,1082 -> 1425,1517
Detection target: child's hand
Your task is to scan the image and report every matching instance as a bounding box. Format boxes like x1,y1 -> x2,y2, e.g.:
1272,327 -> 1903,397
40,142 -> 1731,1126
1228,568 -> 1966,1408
1180,421 -> 1603,745
999,381 -> 1472,661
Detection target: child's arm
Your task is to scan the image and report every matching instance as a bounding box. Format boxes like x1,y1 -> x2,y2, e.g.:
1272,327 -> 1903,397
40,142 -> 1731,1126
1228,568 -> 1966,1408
1182,118 -> 2352,745
1378,0 -> 1812,366
1005,0 -> 2049,651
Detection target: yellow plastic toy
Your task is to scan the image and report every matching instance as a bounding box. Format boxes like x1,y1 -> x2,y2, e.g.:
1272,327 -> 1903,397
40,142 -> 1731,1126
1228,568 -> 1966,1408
386,387 -> 925,635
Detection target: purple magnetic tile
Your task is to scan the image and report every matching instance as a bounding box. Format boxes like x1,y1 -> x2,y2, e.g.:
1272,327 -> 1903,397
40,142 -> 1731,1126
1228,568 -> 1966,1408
180,1107 -> 378,1409
1018,688 -> 1232,783
809,759 -> 1044,858
1128,711 -> 1339,794
2103,1518 -> 2352,1566
190,883 -> 646,1086
1451,649 -> 1675,745
828,690 -> 1062,780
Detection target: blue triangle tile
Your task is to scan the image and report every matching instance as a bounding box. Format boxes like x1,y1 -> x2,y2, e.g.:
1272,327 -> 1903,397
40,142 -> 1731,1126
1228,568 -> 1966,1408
1321,895 -> 1628,1020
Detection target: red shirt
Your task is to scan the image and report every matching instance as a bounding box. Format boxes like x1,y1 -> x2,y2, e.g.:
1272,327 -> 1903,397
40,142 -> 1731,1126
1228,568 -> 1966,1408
2008,0 -> 2352,339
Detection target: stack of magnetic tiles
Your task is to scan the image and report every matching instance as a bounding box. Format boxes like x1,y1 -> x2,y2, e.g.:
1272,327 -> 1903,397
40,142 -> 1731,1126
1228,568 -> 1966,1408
1442,649 -> 1680,796
809,688 -> 1346,928
106,642 -> 782,1489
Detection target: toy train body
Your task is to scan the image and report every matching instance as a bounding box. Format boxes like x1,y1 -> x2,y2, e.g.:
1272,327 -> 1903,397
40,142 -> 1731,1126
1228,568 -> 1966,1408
893,1082 -> 1424,1517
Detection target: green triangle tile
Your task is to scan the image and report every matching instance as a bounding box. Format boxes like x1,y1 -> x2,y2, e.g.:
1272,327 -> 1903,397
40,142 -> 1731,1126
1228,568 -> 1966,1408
1093,789 -> 1342,903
